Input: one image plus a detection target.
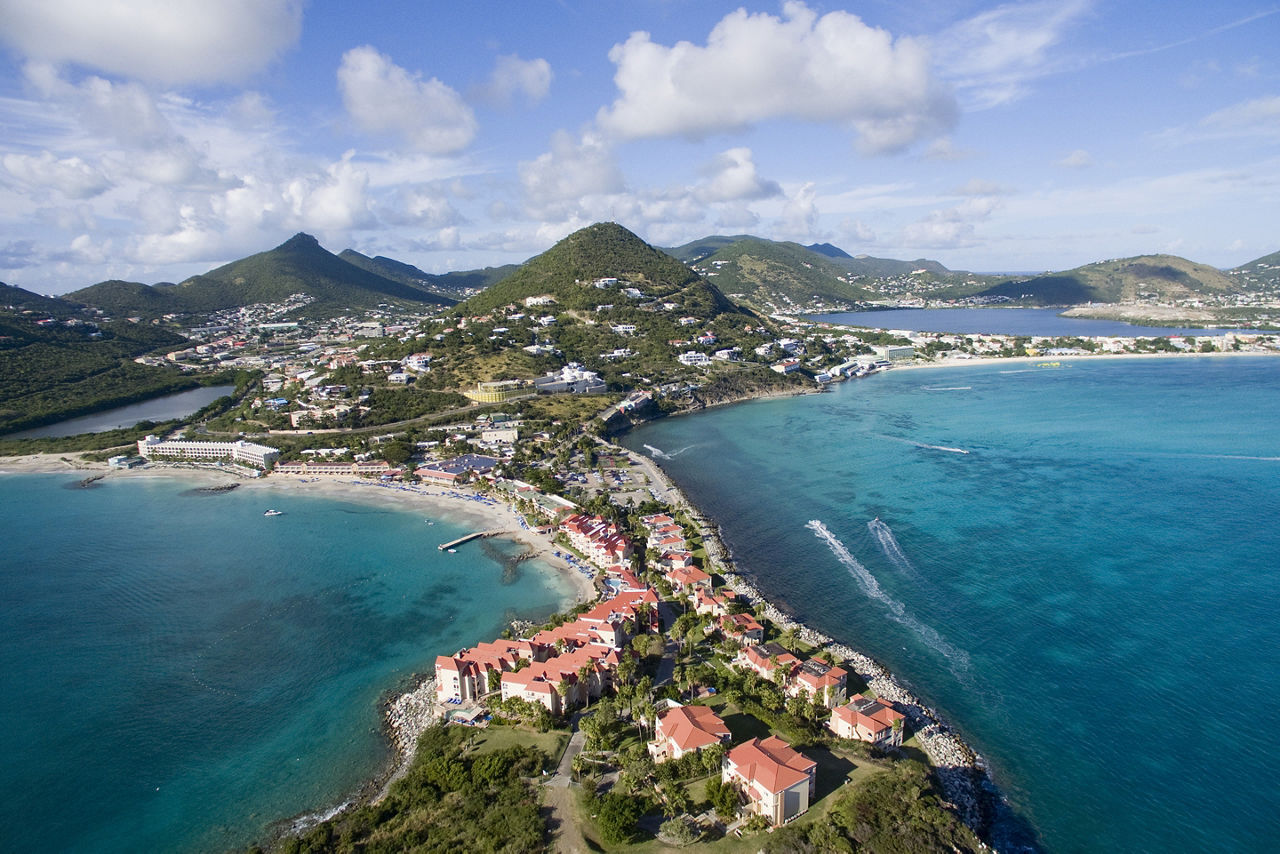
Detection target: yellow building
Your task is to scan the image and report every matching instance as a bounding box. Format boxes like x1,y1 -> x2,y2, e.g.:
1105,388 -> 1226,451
464,380 -> 527,403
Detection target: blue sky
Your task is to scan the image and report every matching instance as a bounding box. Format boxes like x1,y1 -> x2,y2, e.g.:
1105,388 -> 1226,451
0,0 -> 1276,294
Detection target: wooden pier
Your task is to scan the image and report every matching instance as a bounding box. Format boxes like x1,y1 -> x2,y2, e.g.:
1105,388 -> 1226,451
438,530 -> 500,551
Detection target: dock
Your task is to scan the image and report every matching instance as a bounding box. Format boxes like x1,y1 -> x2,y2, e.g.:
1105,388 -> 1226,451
438,530 -> 501,551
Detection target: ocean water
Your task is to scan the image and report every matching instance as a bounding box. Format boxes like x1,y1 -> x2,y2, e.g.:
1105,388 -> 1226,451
0,476 -> 574,853
623,356 -> 1280,853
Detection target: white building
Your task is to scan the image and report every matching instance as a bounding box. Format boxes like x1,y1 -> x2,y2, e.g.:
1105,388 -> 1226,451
137,436 -> 280,469
678,351 -> 712,367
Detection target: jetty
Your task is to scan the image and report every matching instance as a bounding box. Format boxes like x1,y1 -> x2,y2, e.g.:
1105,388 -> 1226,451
437,530 -> 501,551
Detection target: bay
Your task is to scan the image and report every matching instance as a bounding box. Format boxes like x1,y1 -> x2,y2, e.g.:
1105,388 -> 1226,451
812,307 -> 1251,337
621,356 -> 1280,852
0,474 -> 575,853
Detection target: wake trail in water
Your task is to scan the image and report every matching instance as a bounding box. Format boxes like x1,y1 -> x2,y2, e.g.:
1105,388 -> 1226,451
868,518 -> 922,579
876,434 -> 971,455
807,520 -> 970,672
643,444 -> 672,460
921,386 -> 972,391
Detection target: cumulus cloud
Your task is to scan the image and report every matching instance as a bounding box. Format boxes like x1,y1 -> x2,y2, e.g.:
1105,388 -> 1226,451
953,178 -> 1012,196
478,54 -> 552,106
1056,148 -> 1093,168
0,239 -> 39,270
902,196 -> 999,248
0,0 -> 302,85
934,0 -> 1091,108
3,151 -> 111,199
695,148 -> 781,203
596,1 -> 955,153
338,46 -> 477,155
518,131 -> 624,219
773,182 -> 820,241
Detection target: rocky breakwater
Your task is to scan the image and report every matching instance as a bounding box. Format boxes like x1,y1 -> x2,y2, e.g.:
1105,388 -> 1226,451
378,676 -> 440,798
719,571 -> 992,838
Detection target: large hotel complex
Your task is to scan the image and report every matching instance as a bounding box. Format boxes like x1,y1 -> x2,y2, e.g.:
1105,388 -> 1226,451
136,435 -> 280,469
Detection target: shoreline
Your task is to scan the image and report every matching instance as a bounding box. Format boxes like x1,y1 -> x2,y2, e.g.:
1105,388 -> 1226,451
601,433 -> 996,834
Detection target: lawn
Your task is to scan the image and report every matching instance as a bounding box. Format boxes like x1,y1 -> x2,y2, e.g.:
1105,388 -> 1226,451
465,725 -> 569,769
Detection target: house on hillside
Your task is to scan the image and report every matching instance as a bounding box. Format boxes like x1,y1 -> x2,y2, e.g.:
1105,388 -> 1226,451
648,704 -> 731,763
722,736 -> 817,826
828,693 -> 907,748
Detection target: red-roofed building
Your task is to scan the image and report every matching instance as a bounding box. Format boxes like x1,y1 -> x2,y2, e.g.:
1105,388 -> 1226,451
660,550 -> 695,570
560,513 -> 634,568
787,658 -> 849,708
734,642 -> 801,683
435,639 -> 545,704
722,736 -> 817,826
499,645 -> 621,715
828,694 -> 907,748
693,588 -> 733,617
717,613 -> 765,646
648,704 -> 731,762
666,565 -> 712,594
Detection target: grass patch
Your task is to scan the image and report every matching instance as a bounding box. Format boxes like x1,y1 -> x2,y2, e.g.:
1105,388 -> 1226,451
466,726 -> 568,767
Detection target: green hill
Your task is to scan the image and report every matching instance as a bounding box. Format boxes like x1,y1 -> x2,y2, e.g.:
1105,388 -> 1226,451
662,234 -> 755,265
1229,249 -> 1280,293
684,237 -> 876,311
337,249 -> 512,303
981,254 -> 1239,305
1,281 -> 81,317
70,234 -> 454,320
460,222 -> 734,317
64,279 -> 179,317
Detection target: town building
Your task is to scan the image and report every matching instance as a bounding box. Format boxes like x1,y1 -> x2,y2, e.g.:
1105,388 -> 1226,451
828,694 -> 907,748
722,736 -> 817,826
137,435 -> 280,469
648,704 -> 731,762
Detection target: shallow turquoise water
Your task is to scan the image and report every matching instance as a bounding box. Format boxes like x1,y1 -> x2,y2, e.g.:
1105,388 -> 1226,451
0,476 -> 573,853
623,356 -> 1280,853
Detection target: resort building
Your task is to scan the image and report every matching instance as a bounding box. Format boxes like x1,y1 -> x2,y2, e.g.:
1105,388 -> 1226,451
828,694 -> 907,748
533,363 -> 606,394
734,642 -> 801,684
271,460 -> 392,477
648,704 -> 731,762
786,658 -> 849,708
498,645 -> 621,715
137,435 -> 280,469
560,513 -> 634,568
722,736 -> 817,826
717,613 -> 765,646
434,638 -> 545,704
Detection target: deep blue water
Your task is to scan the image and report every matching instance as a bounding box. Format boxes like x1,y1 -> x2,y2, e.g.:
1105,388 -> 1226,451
0,476 -> 574,853
8,385 -> 236,439
812,307 -> 1254,337
622,356 -> 1280,853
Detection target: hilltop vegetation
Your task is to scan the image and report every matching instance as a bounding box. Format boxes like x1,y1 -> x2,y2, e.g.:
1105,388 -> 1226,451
462,223 -> 728,316
982,254 -> 1239,305
687,237 -> 876,312
338,249 -> 512,301
68,234 -> 454,320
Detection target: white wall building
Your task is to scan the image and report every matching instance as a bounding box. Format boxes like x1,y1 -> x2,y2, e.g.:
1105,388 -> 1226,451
137,436 -> 280,469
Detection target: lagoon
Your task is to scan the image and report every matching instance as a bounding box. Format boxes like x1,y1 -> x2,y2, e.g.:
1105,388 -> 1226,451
8,384 -> 237,439
812,307 -> 1249,337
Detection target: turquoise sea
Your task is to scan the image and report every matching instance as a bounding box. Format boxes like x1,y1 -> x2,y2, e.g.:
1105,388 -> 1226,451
622,356 -> 1280,853
0,476 -> 575,853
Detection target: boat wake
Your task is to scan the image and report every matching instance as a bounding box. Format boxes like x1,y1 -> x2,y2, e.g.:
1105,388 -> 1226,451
877,434 -> 971,455
644,444 -> 696,460
868,518 -> 921,579
807,520 -> 970,672
921,386 -> 972,391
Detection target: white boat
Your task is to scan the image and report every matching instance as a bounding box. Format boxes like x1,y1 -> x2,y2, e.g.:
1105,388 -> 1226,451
264,509 -> 284,516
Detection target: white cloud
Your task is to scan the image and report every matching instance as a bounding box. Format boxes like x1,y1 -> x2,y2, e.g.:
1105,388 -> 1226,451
1199,95 -> 1280,138
478,54 -> 552,106
953,178 -> 1012,196
773,182 -> 820,241
596,1 -> 955,153
518,131 -> 624,219
1057,148 -> 1093,168
3,151 -> 111,199
839,218 -> 877,245
934,0 -> 1092,108
338,46 -> 477,155
0,0 -> 302,86
902,197 -> 999,248
695,148 -> 781,203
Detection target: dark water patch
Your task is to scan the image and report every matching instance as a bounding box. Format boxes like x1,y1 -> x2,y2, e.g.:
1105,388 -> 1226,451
64,474 -> 104,489
181,483 -> 240,497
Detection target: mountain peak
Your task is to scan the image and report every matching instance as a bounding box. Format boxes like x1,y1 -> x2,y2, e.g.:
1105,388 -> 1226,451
278,232 -> 322,251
